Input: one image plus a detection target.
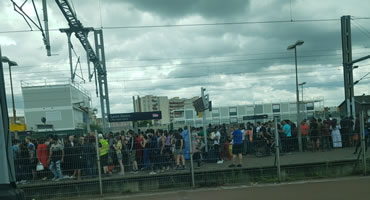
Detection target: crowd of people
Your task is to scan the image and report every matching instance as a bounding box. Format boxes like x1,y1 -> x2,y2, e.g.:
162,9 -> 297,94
12,115 -> 369,184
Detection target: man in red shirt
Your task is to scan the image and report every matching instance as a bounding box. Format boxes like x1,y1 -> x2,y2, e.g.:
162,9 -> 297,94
300,120 -> 309,151
135,132 -> 143,169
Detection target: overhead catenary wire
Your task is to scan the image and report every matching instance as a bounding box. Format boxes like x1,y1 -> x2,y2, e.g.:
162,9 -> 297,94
3,55 -> 370,88
2,17 -> 370,34
6,50 -> 370,70
0,57 -> 346,77
351,21 -> 370,37
4,53 -> 369,77
2,46 -> 369,73
5,64 -> 367,89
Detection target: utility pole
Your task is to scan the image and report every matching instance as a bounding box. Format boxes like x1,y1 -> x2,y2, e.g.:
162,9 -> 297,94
341,15 -> 354,118
294,47 -> 302,152
288,40 -> 304,152
8,60 -> 17,124
341,15 -> 370,118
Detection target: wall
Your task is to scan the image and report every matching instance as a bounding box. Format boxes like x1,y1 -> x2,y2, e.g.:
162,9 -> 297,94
24,109 -> 74,131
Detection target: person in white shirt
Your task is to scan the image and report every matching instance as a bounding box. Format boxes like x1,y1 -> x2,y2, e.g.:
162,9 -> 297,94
214,127 -> 223,164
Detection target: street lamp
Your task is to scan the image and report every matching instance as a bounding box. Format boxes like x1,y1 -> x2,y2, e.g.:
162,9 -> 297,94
1,56 -> 18,124
298,82 -> 306,102
287,40 -> 304,152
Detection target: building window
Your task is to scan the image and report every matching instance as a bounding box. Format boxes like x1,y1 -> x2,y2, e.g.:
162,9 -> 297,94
272,104 -> 280,113
229,107 -> 237,116
306,102 -> 314,110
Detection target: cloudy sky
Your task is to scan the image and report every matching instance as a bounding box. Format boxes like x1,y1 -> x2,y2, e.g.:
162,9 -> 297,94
1,0 -> 370,117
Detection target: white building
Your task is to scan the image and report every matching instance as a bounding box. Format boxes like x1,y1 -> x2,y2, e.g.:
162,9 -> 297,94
134,95 -> 170,125
169,96 -> 199,121
22,82 -> 91,131
173,98 -> 325,127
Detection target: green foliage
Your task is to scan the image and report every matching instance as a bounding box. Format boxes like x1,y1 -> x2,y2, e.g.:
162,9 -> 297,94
137,120 -> 153,127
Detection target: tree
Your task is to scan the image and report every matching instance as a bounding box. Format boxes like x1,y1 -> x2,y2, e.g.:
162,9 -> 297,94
84,123 -> 102,133
137,120 -> 152,127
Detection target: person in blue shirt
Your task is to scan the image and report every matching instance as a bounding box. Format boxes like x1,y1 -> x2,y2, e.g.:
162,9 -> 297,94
181,126 -> 190,160
283,120 -> 292,137
281,120 -> 292,152
229,126 -> 243,168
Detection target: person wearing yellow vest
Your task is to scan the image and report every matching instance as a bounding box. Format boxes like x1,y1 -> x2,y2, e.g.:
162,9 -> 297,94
98,134 -> 110,174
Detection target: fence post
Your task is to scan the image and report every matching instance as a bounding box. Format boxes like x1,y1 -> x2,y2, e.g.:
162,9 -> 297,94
95,130 -> 103,195
274,118 -> 281,182
360,111 -> 367,176
188,129 -> 195,188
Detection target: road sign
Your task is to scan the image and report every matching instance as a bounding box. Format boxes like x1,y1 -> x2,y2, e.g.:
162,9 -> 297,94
109,111 -> 162,122
243,114 -> 268,120
193,97 -> 206,112
10,123 -> 27,132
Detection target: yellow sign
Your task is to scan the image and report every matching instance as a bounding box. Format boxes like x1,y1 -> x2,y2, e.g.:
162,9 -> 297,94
198,112 -> 203,118
10,123 -> 27,132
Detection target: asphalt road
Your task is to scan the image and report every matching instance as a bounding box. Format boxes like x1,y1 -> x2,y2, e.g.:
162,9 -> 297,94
111,177 -> 370,200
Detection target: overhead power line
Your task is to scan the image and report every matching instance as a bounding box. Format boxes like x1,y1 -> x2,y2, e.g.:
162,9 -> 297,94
6,51 -> 370,76
3,55 -> 346,76
102,18 -> 341,30
3,17 -> 368,34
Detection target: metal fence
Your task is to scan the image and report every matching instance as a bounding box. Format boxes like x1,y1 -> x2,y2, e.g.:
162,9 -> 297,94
13,114 -> 370,200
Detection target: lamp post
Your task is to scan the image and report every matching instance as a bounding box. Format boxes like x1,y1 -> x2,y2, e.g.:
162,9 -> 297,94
0,46 -> 24,199
1,56 -> 18,124
299,82 -> 306,102
287,40 -> 304,152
